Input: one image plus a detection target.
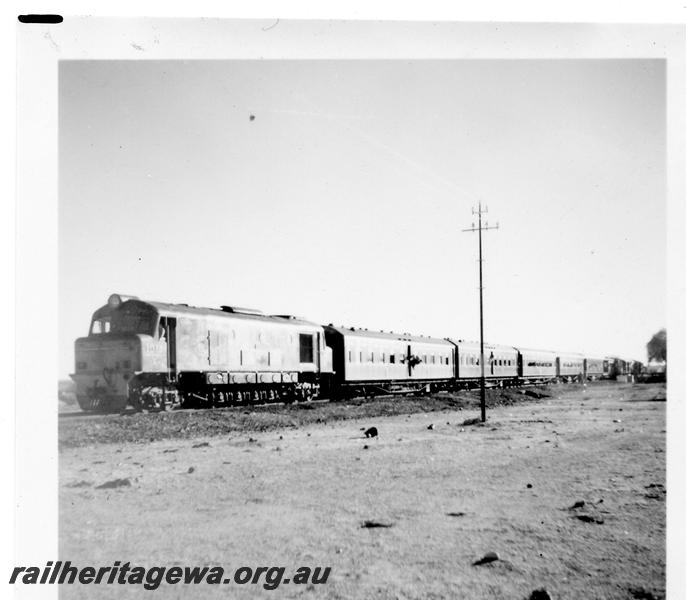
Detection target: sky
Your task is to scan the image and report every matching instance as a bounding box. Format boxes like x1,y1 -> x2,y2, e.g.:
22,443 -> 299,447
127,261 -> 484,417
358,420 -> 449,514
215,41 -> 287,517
58,59 -> 665,377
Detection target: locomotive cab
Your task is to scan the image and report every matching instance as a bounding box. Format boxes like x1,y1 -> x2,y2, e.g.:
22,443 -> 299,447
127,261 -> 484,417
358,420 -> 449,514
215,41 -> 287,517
71,294 -> 168,411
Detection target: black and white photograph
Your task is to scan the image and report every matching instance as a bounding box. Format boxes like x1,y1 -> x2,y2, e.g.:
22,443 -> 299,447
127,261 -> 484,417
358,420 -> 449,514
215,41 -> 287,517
9,9 -> 686,600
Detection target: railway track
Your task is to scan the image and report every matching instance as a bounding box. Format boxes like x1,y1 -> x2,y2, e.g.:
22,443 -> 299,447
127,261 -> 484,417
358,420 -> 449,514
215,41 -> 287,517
58,379 -> 586,420
58,397 -> 334,420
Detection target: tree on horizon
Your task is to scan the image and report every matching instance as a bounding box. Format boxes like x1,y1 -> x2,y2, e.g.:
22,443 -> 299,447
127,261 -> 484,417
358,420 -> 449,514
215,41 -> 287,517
646,328 -> 667,362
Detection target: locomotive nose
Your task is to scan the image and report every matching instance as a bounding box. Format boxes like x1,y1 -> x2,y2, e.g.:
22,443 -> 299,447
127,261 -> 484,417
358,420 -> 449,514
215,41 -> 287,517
74,335 -> 141,373
72,335 -> 142,411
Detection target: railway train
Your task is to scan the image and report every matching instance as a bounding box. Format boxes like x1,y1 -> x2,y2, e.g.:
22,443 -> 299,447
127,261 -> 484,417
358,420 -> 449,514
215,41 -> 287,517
71,294 -> 638,412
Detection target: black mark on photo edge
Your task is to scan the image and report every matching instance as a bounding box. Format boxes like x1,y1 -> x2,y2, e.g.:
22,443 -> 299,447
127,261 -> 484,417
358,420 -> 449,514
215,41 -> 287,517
18,15 -> 64,24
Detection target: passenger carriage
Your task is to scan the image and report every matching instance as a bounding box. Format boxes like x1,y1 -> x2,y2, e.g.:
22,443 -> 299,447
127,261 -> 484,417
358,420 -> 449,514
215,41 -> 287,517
556,352 -> 584,381
583,357 -> 605,380
515,348 -> 558,381
323,326 -> 454,397
449,340 -> 518,382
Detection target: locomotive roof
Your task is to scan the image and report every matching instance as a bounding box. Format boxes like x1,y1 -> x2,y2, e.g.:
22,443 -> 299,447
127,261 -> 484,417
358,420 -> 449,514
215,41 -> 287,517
113,299 -> 322,328
324,325 -> 452,346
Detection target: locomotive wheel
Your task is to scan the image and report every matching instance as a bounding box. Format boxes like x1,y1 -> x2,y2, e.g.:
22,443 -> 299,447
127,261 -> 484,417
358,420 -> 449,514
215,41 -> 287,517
129,394 -> 143,412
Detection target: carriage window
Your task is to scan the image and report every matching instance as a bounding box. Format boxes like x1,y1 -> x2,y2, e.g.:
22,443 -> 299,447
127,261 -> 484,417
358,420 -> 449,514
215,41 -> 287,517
348,350 -> 352,362
371,352 -> 374,363
90,318 -> 111,334
299,334 -> 314,363
431,355 -> 435,364
390,354 -> 396,364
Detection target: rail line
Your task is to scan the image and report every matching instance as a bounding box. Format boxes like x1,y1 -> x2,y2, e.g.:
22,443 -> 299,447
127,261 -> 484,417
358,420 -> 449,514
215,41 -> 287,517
57,378 -> 591,420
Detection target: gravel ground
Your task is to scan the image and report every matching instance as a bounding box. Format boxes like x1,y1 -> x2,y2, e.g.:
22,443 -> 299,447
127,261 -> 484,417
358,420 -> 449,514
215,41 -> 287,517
59,382 -> 666,599
58,384 -> 557,449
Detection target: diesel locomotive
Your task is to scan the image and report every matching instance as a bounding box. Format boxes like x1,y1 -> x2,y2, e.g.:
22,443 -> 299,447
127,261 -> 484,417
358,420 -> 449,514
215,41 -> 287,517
71,294 -> 625,412
72,294 -> 333,411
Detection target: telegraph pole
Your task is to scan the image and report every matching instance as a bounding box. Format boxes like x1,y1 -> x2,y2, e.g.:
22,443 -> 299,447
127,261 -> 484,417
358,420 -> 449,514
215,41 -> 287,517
462,202 -> 499,422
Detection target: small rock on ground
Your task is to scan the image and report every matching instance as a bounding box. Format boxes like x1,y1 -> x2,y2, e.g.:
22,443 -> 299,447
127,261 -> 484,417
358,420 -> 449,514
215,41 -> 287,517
473,551 -> 499,566
95,478 -> 131,489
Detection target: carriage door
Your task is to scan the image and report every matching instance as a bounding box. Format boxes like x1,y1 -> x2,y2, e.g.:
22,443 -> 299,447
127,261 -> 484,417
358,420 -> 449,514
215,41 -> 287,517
161,317 -> 177,372
407,344 -> 412,376
317,332 -> 323,369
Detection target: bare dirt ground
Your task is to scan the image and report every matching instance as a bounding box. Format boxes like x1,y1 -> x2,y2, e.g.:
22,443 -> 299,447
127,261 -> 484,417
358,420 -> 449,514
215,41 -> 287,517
59,382 -> 666,599
58,385 -> 555,448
